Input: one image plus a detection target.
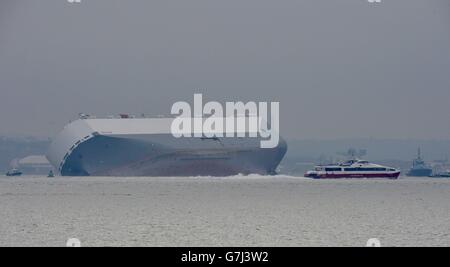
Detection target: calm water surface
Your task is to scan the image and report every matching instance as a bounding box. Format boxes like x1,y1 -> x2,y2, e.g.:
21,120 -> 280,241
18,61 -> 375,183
1,175 -> 449,246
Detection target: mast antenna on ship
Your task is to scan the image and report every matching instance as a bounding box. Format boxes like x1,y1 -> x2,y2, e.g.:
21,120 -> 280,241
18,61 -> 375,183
79,113 -> 90,119
337,148 -> 367,161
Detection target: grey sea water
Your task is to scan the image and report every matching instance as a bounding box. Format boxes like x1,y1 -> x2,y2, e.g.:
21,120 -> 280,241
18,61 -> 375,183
1,175 -> 449,247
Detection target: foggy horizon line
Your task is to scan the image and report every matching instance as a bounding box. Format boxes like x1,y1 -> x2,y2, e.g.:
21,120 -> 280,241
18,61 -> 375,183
2,134 -> 450,142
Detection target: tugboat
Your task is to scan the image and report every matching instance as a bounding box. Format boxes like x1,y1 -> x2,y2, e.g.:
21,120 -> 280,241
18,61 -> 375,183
407,148 -> 432,177
305,159 -> 400,179
6,168 -> 23,177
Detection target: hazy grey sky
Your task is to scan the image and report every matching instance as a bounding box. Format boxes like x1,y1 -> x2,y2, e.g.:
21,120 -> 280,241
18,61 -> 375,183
1,0 -> 449,139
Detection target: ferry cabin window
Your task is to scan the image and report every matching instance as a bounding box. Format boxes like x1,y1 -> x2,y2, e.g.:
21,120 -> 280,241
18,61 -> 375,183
344,168 -> 387,172
325,168 -> 342,172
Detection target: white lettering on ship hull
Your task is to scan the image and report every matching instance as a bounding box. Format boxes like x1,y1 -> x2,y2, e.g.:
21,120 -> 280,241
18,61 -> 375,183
171,94 -> 280,149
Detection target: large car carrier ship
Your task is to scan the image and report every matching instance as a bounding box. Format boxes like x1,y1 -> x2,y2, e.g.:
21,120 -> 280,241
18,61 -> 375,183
46,115 -> 287,177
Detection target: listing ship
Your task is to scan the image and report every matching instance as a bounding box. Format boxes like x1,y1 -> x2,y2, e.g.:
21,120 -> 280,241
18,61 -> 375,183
304,159 -> 400,179
407,148 -> 432,177
46,115 -> 287,177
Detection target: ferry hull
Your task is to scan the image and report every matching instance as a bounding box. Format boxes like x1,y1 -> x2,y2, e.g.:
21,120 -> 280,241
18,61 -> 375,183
305,172 -> 400,179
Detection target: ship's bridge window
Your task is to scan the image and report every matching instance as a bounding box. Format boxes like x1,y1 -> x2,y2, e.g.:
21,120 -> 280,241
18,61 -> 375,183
345,167 -> 386,172
341,160 -> 357,166
358,160 -> 369,164
325,167 -> 342,172
365,168 -> 386,171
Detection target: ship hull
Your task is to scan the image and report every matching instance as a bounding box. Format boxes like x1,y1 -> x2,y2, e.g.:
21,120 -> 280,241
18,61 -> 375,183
61,134 -> 287,177
407,169 -> 432,177
47,119 -> 287,177
6,173 -> 22,177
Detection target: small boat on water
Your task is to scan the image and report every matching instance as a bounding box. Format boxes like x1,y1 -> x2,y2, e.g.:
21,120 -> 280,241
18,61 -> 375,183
430,172 -> 450,178
407,148 -> 432,177
6,169 -> 23,177
305,159 -> 400,179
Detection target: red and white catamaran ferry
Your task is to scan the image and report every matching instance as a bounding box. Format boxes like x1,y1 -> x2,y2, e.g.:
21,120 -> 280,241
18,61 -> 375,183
305,159 -> 401,179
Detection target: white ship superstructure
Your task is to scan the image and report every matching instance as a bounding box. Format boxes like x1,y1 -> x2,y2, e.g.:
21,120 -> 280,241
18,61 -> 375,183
305,159 -> 400,179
